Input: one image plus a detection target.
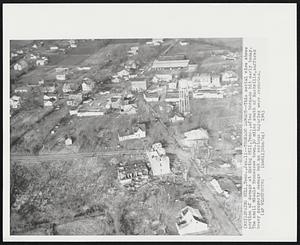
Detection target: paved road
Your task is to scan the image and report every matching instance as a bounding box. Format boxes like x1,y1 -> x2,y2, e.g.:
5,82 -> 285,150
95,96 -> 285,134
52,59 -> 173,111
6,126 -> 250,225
11,149 -> 146,162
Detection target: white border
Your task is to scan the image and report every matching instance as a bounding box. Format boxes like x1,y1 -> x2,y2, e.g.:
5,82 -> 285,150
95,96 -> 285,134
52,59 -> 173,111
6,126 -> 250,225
3,3 -> 297,242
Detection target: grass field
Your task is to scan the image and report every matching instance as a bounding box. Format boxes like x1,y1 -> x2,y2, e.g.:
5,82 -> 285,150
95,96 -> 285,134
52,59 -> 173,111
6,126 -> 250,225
11,156 -> 218,235
57,55 -> 90,66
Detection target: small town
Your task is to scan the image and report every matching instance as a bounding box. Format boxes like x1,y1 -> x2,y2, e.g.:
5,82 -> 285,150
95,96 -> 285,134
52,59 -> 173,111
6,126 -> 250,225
10,38 -> 243,236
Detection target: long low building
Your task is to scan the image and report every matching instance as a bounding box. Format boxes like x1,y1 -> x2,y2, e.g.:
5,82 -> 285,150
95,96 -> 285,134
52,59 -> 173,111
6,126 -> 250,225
131,79 -> 147,91
77,108 -> 106,117
152,59 -> 190,70
193,89 -> 224,99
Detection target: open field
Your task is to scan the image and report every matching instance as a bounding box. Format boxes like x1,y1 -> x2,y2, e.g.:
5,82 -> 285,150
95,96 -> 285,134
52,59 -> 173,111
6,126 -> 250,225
11,156 -> 221,235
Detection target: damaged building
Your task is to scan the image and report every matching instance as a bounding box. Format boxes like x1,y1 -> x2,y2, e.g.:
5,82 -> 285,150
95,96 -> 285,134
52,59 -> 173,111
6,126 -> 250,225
117,160 -> 150,188
146,143 -> 171,176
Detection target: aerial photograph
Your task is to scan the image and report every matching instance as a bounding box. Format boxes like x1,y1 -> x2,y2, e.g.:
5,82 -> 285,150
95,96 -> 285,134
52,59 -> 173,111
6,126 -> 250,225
10,38 -> 242,236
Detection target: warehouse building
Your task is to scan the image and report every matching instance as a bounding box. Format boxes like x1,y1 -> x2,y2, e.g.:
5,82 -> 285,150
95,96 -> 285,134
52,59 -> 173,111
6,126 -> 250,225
152,58 -> 190,70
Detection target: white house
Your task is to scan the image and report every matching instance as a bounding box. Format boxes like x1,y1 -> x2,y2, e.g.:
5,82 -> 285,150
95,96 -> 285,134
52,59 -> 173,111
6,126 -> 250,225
181,128 -> 209,148
43,94 -> 57,101
36,59 -> 48,66
44,100 -> 54,107
129,74 -> 138,79
222,71 -> 238,83
69,109 -> 78,115
55,67 -> 69,74
56,74 -> 66,81
43,94 -> 57,107
30,54 -> 38,60
82,78 -> 95,93
176,206 -> 208,235
65,137 -> 73,146
11,52 -> 18,58
111,77 -> 120,83
118,124 -> 146,142
50,46 -> 59,50
10,95 -> 21,109
14,86 -> 29,93
62,83 -> 75,93
117,69 -> 130,78
170,114 -> 184,123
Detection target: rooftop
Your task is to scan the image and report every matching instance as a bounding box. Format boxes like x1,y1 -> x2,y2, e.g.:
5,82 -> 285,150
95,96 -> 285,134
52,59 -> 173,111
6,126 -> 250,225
158,55 -> 186,61
152,59 -> 190,69
184,128 -> 209,141
131,78 -> 147,82
118,124 -> 146,137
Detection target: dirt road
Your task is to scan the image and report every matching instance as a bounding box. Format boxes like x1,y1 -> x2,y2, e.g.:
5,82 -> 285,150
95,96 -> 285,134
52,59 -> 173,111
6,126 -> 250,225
142,98 -> 241,235
190,160 -> 241,235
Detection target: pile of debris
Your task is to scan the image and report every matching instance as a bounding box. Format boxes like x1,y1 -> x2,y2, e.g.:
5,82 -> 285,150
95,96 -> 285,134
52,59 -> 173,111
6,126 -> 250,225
117,160 -> 150,191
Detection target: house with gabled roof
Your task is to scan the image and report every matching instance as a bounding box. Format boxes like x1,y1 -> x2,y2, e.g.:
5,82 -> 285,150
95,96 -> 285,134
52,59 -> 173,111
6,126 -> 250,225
176,206 -> 208,235
118,124 -> 146,142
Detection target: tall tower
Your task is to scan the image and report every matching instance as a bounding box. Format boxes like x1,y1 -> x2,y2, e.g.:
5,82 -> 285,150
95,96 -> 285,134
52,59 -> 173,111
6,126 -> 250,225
178,79 -> 190,115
